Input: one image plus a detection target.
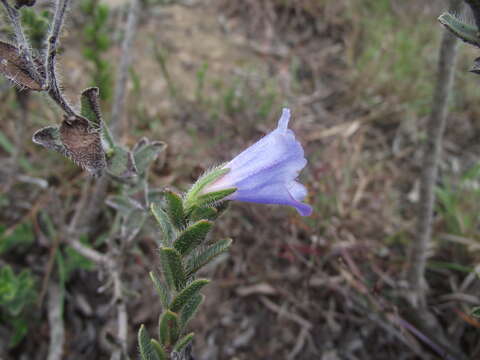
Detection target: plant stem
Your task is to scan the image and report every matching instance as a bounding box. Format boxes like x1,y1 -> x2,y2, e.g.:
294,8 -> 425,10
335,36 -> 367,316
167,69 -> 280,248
407,0 -> 463,307
45,0 -> 77,116
110,0 -> 140,139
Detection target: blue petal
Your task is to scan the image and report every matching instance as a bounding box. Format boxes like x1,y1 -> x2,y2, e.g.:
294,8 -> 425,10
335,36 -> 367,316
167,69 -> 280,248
204,108 -> 312,216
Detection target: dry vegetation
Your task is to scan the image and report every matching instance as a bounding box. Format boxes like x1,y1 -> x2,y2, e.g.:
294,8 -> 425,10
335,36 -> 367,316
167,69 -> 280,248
1,0 -> 480,359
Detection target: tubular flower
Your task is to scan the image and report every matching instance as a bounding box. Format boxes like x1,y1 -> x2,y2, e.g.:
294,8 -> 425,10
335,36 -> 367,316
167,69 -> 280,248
203,108 -> 312,216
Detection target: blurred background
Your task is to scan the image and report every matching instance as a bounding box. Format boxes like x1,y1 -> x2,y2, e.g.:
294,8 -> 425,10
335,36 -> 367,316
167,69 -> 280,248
1,0 -> 480,359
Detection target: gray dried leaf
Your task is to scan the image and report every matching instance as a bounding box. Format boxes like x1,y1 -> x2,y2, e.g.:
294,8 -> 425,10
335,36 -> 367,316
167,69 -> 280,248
0,41 -> 42,91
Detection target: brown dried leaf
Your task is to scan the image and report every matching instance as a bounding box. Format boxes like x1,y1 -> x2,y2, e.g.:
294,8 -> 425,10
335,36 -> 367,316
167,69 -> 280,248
59,115 -> 106,175
0,41 -> 42,91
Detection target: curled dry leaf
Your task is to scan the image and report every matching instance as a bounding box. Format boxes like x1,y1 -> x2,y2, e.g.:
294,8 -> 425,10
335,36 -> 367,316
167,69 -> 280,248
60,115 -> 106,175
0,41 -> 42,91
33,115 -> 106,175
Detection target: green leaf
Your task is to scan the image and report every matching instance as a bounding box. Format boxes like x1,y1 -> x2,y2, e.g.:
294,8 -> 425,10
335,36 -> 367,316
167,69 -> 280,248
159,248 -> 186,292
149,271 -> 170,309
165,191 -> 185,230
138,325 -> 160,360
134,140 -> 167,175
186,238 -> 232,276
151,203 -> 175,246
173,220 -> 213,256
159,310 -> 180,348
194,188 -> 236,208
0,222 -> 34,254
183,167 -> 230,209
179,294 -> 203,329
438,12 -> 480,47
188,205 -> 218,222
80,87 -> 102,126
106,146 -> 138,181
471,306 -> 480,318
173,332 -> 194,352
170,279 -> 209,313
150,339 -> 168,360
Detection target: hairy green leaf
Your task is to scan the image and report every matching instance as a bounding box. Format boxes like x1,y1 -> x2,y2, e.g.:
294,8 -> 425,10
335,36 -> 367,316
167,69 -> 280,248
159,248 -> 185,292
165,191 -> 185,230
138,325 -> 160,360
186,238 -> 232,276
173,332 -> 194,352
188,205 -> 218,222
149,271 -> 170,309
80,87 -> 103,126
159,310 -> 180,348
106,146 -> 138,181
134,140 -> 167,175
179,294 -> 203,329
150,339 -> 167,360
151,203 -> 175,246
170,279 -> 209,313
173,220 -> 213,256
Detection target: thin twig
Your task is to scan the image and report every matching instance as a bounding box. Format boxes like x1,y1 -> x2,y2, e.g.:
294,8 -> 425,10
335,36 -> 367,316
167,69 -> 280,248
406,0 -> 463,307
67,236 -> 110,265
47,283 -> 65,360
111,260 -> 128,360
45,0 -> 77,115
0,0 -> 44,86
110,0 -> 140,138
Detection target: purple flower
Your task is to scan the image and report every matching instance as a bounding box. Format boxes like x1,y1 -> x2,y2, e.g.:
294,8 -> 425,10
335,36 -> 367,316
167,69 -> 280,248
204,108 -> 312,216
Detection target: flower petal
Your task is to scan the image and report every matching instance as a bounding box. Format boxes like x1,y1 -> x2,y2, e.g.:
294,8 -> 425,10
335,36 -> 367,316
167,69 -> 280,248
202,108 -> 312,216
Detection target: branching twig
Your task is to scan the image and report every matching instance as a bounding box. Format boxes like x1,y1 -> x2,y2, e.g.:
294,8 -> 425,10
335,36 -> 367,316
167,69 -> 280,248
407,0 -> 463,307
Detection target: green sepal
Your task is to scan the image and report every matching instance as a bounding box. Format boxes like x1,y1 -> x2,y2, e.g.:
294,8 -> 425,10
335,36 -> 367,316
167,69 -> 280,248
194,188 -> 236,208
159,310 -> 180,349
165,191 -> 185,230
186,238 -> 232,276
173,220 -> 213,256
150,339 -> 168,360
214,200 -> 230,218
149,271 -> 170,309
184,167 -> 230,209
173,332 -> 194,352
170,279 -> 209,313
159,248 -> 186,292
188,205 -> 218,222
80,87 -> 102,126
179,294 -> 203,329
134,140 -> 167,175
138,325 -> 160,360
438,12 -> 480,47
151,203 -> 175,246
